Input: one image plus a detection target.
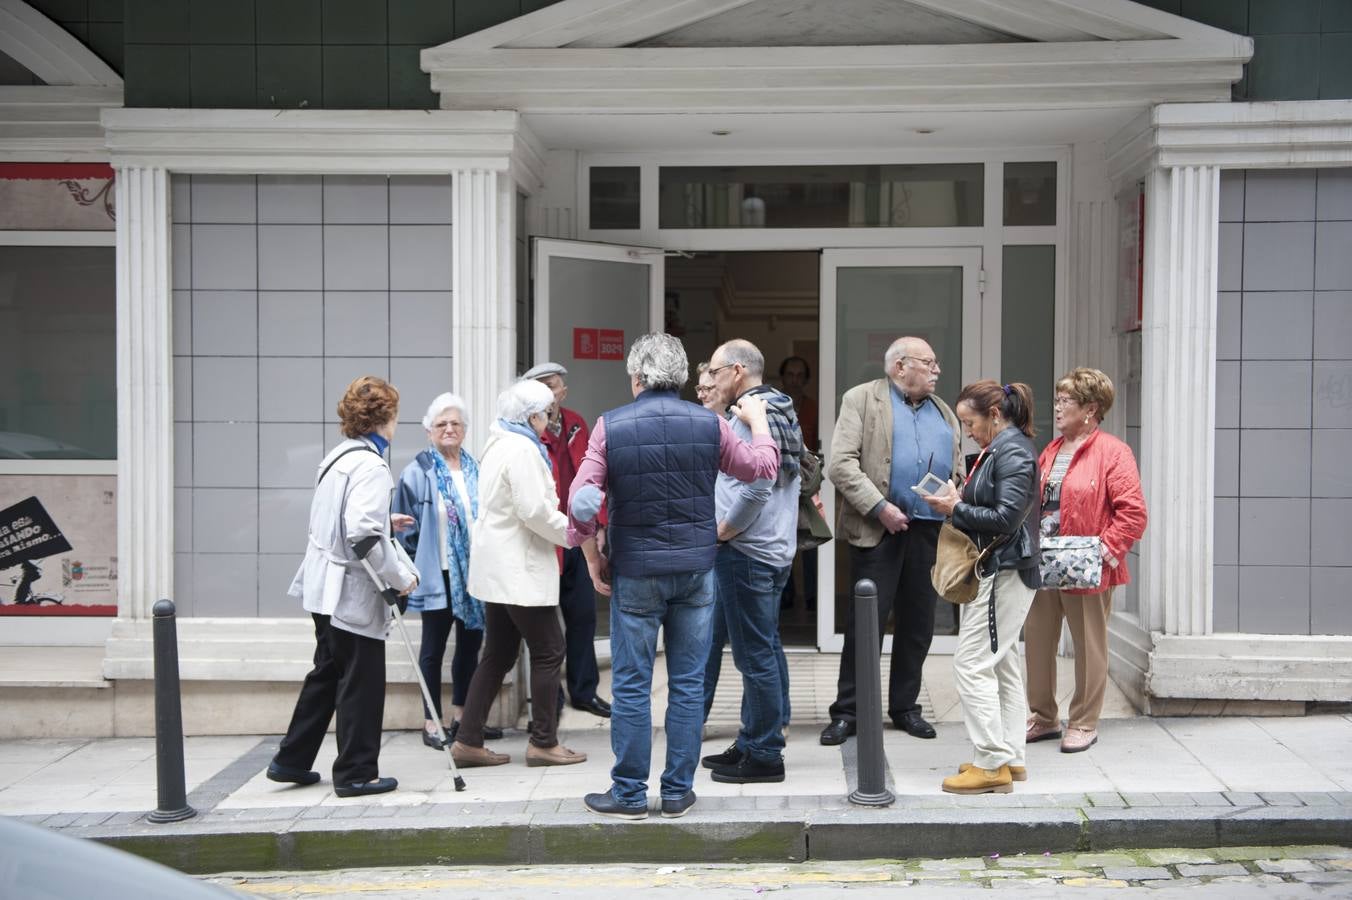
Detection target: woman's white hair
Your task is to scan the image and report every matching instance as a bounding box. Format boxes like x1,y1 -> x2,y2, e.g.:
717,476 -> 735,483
497,378 -> 555,424
421,392 -> 468,430
626,332 -> 689,391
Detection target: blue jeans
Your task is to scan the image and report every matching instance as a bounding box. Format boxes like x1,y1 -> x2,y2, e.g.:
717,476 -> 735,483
608,569 -> 716,806
703,545 -> 791,763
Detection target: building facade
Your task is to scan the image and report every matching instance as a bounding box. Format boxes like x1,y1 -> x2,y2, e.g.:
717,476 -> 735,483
1,0 -> 1349,733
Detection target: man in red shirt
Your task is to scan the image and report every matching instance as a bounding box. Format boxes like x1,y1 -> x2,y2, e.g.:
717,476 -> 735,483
523,362 -> 611,718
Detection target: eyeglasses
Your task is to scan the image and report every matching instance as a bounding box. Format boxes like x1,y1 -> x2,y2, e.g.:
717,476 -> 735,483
432,420 -> 465,431
706,363 -> 737,377
1052,397 -> 1077,409
901,356 -> 940,371
694,385 -> 713,395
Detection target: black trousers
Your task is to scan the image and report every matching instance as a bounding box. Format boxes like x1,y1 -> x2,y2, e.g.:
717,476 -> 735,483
458,602 -> 565,749
558,546 -> 600,704
418,571 -> 484,719
829,520 -> 941,723
274,613 -> 386,786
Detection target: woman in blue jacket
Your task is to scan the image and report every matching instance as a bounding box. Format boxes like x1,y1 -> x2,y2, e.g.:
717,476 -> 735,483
393,392 -> 501,748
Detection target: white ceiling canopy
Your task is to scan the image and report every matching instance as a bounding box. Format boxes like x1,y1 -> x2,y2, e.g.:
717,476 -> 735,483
422,0 -> 1250,131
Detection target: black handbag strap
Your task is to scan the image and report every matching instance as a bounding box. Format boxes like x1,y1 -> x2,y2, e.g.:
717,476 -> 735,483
317,444 -> 378,486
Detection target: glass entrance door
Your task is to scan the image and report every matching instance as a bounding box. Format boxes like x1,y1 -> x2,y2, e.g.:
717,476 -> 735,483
532,238 -> 664,647
817,247 -> 983,653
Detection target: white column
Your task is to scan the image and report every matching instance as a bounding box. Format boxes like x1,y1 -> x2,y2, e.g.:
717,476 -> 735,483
113,165 -> 173,620
451,168 -> 516,457
1138,164 -> 1219,637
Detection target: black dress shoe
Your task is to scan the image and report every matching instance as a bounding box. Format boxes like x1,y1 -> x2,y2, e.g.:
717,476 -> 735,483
333,776 -> 397,798
266,762 -> 320,785
701,741 -> 743,770
894,712 -> 937,739
571,696 -> 612,718
710,756 -> 785,784
483,724 -> 504,740
819,718 -> 856,746
584,789 -> 647,820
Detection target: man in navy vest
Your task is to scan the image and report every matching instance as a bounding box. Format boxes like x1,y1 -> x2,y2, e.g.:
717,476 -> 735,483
567,333 -> 781,820
821,336 -> 965,746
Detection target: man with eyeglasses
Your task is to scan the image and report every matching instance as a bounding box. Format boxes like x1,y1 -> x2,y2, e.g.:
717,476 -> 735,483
522,362 -> 611,720
820,336 -> 965,746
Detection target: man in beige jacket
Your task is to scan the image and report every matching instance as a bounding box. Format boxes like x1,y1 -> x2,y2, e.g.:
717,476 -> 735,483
820,337 -> 964,746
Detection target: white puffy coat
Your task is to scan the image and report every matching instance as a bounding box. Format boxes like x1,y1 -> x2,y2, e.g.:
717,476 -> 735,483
288,438 -> 418,639
467,424 -> 570,607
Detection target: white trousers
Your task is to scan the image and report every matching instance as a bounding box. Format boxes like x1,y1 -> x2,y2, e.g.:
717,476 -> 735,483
953,568 -> 1037,771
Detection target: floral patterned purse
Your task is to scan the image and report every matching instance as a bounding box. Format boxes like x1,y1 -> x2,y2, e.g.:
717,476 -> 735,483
1038,535 -> 1103,590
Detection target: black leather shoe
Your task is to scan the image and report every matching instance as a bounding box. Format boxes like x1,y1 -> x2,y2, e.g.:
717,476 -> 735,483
701,741 -> 743,770
819,719 -> 856,745
422,729 -> 446,749
333,776 -> 397,798
483,724 -> 504,740
661,790 -> 697,818
572,696 -> 612,718
266,762 -> 320,786
584,789 -> 647,820
710,756 -> 785,784
894,712 -> 937,739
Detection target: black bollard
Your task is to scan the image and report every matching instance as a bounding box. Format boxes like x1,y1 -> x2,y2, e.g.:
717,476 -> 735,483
848,579 -> 895,807
147,599 -> 196,823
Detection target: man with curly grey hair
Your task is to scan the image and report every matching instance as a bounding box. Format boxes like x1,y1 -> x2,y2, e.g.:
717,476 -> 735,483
567,332 -> 782,820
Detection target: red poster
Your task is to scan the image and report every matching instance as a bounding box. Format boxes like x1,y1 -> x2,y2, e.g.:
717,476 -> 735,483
574,328 -> 598,359
598,329 -> 625,361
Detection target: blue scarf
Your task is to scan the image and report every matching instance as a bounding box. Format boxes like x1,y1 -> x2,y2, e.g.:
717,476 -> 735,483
365,432 -> 389,455
429,448 -> 484,631
498,419 -> 553,471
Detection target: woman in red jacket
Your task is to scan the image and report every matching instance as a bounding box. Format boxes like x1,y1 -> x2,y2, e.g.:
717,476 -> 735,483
1024,368 -> 1147,754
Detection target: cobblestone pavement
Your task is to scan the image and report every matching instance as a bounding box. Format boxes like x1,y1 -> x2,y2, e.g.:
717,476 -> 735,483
206,846 -> 1352,897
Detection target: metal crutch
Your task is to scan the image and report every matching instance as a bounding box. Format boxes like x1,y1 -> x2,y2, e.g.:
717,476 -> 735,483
355,544 -> 466,791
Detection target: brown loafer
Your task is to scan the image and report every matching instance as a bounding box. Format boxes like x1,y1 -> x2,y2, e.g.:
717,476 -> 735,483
1026,718 -> 1062,743
525,743 -> 587,767
450,741 -> 510,767
960,761 -> 1027,782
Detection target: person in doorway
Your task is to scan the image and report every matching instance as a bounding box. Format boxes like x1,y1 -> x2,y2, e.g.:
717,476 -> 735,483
922,380 -> 1040,795
392,393 -> 503,749
451,379 -> 586,768
522,362 -> 612,720
568,333 -> 780,820
777,355 -> 819,613
695,362 -> 720,411
821,337 -> 964,745
698,339 -> 801,784
268,376 -> 418,798
1024,368 -> 1146,754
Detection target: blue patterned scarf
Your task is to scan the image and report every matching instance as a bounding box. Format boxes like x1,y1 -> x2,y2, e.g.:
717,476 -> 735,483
430,447 -> 484,631
498,419 -> 553,472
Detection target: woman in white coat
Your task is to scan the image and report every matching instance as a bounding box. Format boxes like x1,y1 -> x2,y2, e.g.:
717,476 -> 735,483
450,379 -> 586,768
268,376 -> 419,798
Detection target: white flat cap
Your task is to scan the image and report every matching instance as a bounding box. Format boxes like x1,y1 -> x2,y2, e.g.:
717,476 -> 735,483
521,362 -> 567,381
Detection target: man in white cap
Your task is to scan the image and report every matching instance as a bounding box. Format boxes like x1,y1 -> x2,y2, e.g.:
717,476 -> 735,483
522,361 -> 611,719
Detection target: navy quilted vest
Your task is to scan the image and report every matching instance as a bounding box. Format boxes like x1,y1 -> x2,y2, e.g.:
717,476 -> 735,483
604,389 -> 721,578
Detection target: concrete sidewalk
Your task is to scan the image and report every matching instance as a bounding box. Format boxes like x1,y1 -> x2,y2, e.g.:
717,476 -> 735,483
2,658 -> 1350,871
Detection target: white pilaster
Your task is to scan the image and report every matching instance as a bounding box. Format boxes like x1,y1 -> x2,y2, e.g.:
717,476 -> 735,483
113,165 -> 173,620
451,168 -> 517,457
1138,163 -> 1219,637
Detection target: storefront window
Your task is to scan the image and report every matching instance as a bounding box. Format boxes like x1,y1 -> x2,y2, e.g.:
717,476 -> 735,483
659,163 -> 984,228
589,166 -> 641,229
1003,161 -> 1057,226
0,246 -> 116,459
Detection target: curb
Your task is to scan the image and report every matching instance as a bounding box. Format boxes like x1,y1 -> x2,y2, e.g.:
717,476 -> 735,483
61,805 -> 1352,874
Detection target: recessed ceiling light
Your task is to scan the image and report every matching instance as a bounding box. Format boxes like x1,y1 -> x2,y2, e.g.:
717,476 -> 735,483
711,130 -> 731,136
914,128 -> 935,135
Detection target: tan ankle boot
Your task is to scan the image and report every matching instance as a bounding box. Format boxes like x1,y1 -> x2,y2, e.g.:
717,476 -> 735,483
960,761 -> 1026,782
942,764 -> 1013,794
450,742 -> 510,767
526,743 -> 587,767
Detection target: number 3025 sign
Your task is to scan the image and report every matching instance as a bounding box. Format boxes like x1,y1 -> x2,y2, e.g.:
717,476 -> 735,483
573,328 -> 624,361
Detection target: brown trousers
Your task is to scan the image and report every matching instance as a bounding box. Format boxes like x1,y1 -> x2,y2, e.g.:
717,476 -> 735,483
1024,588 -> 1113,731
457,602 -> 564,749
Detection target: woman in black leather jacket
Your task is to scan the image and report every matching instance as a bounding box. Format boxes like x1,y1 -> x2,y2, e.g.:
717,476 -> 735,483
923,380 -> 1040,796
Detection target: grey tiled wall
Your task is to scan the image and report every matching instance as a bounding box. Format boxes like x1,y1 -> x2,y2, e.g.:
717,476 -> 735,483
1214,168 -> 1352,636
171,174 -> 455,617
